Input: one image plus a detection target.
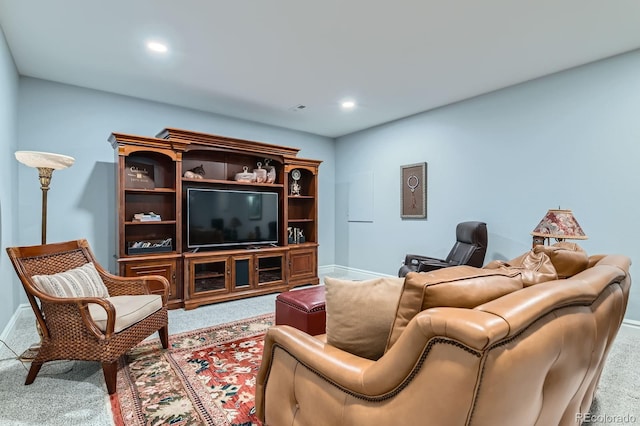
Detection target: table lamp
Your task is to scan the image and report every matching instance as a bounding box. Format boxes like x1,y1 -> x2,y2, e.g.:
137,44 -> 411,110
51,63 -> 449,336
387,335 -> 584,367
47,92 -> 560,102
531,209 -> 587,248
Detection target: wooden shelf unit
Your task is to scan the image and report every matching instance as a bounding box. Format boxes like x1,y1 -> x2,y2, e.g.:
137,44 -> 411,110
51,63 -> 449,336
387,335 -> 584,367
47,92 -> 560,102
109,128 -> 321,309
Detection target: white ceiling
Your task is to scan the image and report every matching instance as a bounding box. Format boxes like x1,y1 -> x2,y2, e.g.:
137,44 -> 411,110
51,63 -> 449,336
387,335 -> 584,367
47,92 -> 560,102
2,1 -> 640,138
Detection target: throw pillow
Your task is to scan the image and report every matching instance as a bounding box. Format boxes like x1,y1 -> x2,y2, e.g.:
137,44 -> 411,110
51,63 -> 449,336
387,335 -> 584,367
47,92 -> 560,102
324,276 -> 404,360
32,262 -> 109,298
533,242 -> 589,278
485,250 -> 558,287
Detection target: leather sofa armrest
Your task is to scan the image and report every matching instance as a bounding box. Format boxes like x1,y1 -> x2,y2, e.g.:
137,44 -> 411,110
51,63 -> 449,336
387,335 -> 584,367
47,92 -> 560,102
257,309 -> 509,403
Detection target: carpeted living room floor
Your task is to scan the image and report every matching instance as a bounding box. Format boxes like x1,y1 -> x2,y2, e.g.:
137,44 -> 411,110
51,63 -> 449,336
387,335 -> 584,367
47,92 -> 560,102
1,287 -> 639,426
0,291 -> 281,426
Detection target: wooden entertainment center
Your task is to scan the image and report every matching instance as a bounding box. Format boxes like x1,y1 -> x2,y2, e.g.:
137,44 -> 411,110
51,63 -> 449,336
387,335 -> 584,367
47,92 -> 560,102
108,128 -> 321,310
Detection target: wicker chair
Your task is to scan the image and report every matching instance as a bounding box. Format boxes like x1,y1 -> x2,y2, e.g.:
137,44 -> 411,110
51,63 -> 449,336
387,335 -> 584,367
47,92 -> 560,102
6,239 -> 169,394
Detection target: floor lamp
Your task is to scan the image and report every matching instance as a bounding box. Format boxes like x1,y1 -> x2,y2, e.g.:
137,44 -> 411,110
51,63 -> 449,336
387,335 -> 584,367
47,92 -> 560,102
15,151 -> 75,244
14,150 -> 75,360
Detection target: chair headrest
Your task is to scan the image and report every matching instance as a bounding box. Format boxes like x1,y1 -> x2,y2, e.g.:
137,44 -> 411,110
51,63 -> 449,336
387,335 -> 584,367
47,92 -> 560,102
456,221 -> 487,246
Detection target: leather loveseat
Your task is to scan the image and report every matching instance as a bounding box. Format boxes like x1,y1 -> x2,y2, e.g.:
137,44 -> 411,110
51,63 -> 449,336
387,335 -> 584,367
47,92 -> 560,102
256,244 -> 631,425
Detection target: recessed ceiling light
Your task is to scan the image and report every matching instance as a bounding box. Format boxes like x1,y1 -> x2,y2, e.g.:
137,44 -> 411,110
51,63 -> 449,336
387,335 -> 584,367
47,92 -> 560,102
341,100 -> 356,109
146,41 -> 168,53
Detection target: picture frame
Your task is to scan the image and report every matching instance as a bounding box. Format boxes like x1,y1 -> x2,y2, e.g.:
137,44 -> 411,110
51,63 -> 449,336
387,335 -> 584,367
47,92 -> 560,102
400,162 -> 427,219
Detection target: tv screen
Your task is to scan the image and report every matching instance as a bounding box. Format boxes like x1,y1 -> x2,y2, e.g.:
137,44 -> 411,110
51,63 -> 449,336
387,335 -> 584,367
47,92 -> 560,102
187,188 -> 279,249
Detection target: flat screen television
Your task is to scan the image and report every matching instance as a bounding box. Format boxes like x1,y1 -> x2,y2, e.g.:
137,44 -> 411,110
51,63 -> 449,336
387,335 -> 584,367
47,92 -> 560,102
186,188 -> 279,249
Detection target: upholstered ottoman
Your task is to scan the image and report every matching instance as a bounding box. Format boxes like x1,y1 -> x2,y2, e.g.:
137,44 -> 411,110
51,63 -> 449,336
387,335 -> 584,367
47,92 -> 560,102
275,286 -> 326,335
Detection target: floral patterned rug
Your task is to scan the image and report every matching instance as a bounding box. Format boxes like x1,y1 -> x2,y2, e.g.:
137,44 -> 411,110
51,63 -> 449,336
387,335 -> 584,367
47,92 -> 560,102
110,313 -> 274,426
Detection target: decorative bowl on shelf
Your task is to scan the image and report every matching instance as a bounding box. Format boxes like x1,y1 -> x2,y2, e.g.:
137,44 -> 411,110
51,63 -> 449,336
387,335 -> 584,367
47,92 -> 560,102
234,166 -> 256,183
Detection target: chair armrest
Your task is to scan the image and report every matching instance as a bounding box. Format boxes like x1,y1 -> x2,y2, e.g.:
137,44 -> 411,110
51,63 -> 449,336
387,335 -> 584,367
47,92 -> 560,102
417,258 -> 453,272
142,276 -> 170,305
35,294 -> 117,340
97,268 -> 169,303
404,254 -> 445,267
258,325 -> 374,391
77,298 -> 117,339
260,308 -> 507,396
400,254 -> 447,276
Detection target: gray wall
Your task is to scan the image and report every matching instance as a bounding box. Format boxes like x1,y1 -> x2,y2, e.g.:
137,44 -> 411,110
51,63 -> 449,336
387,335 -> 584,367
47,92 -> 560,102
0,27 -> 19,334
335,49 -> 640,321
2,29 -> 639,333
11,77 -> 335,309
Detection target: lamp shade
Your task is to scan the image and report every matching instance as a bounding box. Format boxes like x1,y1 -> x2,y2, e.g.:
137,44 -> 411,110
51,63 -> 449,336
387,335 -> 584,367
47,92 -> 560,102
531,209 -> 587,240
15,151 -> 75,170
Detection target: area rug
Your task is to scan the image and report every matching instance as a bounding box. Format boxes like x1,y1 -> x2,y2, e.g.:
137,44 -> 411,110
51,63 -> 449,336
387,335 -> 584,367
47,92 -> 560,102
110,313 -> 274,426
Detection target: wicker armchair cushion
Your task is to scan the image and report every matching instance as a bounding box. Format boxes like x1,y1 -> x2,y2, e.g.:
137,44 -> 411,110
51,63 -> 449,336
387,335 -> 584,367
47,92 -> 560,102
324,276 -> 404,360
32,262 -> 109,298
88,295 -> 163,333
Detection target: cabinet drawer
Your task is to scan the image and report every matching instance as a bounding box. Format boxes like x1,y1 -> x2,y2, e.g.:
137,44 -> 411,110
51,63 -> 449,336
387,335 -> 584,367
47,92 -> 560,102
121,258 -> 179,300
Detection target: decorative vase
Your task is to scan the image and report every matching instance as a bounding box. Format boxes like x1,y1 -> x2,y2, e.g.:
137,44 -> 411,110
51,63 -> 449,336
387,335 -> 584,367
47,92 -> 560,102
264,159 -> 276,183
254,162 -> 267,183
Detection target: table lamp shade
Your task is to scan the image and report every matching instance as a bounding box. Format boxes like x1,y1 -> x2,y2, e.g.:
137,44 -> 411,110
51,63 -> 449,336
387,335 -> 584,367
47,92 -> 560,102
531,209 -> 587,240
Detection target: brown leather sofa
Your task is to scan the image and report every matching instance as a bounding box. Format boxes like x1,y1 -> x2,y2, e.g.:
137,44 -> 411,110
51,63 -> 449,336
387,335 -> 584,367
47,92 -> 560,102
256,248 -> 631,426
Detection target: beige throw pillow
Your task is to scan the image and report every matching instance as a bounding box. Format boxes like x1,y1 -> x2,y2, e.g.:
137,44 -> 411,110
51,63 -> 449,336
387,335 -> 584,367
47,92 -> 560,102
533,242 -> 589,278
32,262 -> 109,298
485,250 -> 558,287
324,276 -> 404,360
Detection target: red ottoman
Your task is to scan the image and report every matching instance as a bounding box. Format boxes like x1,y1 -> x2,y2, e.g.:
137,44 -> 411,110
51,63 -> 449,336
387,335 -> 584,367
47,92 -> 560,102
275,286 -> 326,335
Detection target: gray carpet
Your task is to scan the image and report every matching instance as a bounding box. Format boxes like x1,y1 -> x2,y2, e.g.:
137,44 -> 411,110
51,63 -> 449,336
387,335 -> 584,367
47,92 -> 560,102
0,293 -> 279,426
1,294 -> 639,425
586,324 -> 640,424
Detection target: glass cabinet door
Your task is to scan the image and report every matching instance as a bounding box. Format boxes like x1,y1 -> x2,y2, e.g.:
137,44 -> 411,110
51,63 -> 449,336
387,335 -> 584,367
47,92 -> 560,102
256,253 -> 285,287
191,257 -> 228,295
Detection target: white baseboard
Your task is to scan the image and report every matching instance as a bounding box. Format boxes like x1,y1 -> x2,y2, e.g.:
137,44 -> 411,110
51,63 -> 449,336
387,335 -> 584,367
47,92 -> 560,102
0,303 -> 30,341
319,264 -> 392,281
622,319 -> 640,329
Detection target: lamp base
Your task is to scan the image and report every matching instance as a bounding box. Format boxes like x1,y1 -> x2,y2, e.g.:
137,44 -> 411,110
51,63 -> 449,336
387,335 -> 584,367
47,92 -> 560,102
532,235 -> 546,248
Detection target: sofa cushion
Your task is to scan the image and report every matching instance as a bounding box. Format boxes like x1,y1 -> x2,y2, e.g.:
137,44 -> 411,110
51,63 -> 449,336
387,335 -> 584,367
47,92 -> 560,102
533,242 -> 589,278
386,266 -> 523,350
88,294 -> 163,333
484,250 -> 558,287
32,262 -> 109,298
324,276 -> 404,360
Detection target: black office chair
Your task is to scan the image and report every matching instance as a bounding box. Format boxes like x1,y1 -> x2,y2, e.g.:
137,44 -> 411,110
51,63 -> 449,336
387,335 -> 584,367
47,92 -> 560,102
398,221 -> 488,277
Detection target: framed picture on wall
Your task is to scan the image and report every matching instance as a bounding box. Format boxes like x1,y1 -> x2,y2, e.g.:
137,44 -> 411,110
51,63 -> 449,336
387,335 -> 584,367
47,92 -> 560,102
400,162 -> 427,219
